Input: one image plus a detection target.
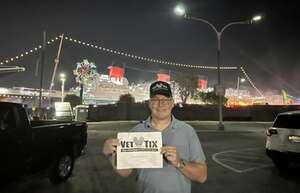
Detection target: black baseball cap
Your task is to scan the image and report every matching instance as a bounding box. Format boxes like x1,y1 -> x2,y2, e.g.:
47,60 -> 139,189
150,81 -> 172,98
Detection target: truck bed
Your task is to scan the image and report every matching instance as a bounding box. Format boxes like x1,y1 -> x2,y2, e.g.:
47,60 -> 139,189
30,120 -> 76,127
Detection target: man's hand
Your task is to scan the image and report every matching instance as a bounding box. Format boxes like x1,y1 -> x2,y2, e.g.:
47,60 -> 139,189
161,146 -> 207,183
102,138 -> 133,177
103,138 -> 119,156
161,146 -> 181,167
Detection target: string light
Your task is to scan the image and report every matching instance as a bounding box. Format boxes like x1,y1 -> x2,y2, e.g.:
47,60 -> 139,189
64,35 -> 240,70
0,35 -> 60,65
0,34 -> 261,98
240,66 -> 264,97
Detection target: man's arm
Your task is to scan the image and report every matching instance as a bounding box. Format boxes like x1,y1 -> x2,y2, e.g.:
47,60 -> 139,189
161,146 -> 207,183
103,138 -> 133,177
177,160 -> 207,183
109,153 -> 133,177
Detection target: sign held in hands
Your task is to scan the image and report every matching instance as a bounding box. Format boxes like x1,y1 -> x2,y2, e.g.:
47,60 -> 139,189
117,132 -> 163,169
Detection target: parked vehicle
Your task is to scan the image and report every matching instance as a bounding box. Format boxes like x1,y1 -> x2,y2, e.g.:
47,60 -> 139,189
0,102 -> 87,184
266,110 -> 300,169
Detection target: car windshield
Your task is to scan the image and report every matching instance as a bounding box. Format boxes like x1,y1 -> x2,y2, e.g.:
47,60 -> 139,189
273,114 -> 300,129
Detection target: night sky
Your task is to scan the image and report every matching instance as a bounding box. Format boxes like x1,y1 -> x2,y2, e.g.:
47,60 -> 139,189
0,0 -> 299,97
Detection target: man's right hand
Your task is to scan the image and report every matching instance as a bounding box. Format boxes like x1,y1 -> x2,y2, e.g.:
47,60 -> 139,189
103,138 -> 119,156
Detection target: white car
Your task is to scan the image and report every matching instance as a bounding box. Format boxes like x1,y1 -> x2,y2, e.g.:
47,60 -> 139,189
266,110 -> 300,169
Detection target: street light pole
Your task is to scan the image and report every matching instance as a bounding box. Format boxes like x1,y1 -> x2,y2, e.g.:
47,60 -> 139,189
185,16 -> 251,130
237,76 -> 240,105
39,31 -> 46,115
61,79 -> 65,102
174,5 -> 262,130
60,73 -> 66,102
216,32 -> 223,130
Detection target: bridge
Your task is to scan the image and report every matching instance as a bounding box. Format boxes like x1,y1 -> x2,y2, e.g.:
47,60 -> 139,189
0,87 -> 66,107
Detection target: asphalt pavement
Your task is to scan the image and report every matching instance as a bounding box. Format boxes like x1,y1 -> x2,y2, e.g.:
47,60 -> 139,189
2,121 -> 299,193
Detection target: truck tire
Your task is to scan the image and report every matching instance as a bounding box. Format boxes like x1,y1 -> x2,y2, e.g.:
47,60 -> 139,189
49,153 -> 74,184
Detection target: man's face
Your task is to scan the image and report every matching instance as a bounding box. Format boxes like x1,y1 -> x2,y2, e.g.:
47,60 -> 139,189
148,94 -> 174,120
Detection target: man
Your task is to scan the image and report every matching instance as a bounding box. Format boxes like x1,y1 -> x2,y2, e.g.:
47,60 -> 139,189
103,81 -> 207,193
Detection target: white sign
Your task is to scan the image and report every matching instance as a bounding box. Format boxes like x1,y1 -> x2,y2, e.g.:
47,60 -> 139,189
117,132 -> 163,169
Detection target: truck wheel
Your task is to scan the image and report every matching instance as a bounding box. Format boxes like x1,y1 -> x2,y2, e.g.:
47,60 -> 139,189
49,153 -> 74,184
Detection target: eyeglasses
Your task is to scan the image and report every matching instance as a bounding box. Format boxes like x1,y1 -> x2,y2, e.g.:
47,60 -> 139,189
150,98 -> 173,105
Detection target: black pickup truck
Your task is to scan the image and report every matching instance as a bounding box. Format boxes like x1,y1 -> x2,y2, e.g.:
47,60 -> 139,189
0,102 -> 87,184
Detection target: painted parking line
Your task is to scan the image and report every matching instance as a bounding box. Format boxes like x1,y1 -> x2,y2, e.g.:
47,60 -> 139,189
212,147 -> 273,173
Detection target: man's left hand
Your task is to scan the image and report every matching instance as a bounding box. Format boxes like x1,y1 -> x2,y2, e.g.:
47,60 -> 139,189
161,146 -> 180,167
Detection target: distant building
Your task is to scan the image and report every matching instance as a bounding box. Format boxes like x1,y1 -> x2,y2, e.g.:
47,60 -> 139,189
265,95 -> 284,105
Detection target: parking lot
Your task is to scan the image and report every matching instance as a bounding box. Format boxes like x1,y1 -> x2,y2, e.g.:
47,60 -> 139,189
2,121 -> 299,193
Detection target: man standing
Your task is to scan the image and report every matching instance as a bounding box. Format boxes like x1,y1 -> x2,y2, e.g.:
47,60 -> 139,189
103,81 -> 207,193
